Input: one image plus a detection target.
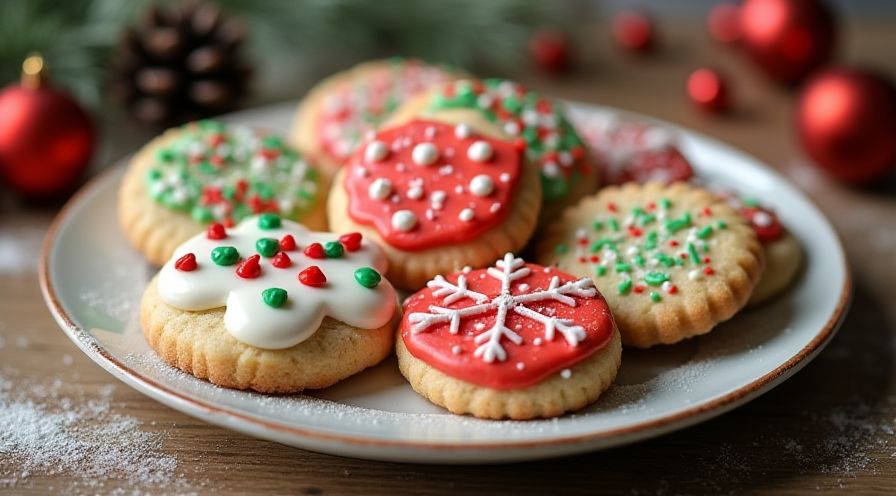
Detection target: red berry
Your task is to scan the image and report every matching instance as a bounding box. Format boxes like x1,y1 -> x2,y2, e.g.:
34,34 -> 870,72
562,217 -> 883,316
279,234 -> 297,251
304,242 -> 325,259
687,68 -> 730,114
174,253 -> 197,271
339,232 -> 363,252
207,223 -> 227,240
272,252 -> 292,268
236,254 -> 261,279
613,10 -> 655,53
299,265 -> 327,287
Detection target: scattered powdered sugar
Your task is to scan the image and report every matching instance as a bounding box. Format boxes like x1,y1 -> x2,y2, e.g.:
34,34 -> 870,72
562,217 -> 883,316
0,369 -> 198,494
0,225 -> 45,276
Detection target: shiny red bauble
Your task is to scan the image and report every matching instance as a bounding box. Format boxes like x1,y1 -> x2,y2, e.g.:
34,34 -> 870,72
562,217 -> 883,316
708,3 -> 742,44
687,68 -> 730,113
529,30 -> 573,75
0,56 -> 94,198
613,10 -> 655,53
796,67 -> 896,183
739,0 -> 836,85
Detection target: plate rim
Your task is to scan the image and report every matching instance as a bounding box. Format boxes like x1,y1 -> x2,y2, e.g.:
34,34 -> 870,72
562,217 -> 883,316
39,102 -> 853,454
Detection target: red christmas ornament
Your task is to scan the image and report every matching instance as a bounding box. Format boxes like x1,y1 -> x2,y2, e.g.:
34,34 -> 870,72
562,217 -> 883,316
739,0 -> 836,85
174,253 -> 197,272
207,223 -> 227,240
0,55 -> 94,198
708,3 -> 742,44
298,265 -> 326,287
687,68 -> 730,113
236,254 -> 261,279
304,242 -> 325,259
339,232 -> 362,252
613,10 -> 655,53
529,30 -> 573,75
796,67 -> 896,183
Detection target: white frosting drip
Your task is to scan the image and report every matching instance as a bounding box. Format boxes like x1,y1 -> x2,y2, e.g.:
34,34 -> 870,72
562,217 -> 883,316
157,217 -> 397,350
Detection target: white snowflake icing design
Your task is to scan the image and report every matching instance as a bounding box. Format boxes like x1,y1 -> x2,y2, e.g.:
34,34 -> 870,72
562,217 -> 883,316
408,253 -> 598,363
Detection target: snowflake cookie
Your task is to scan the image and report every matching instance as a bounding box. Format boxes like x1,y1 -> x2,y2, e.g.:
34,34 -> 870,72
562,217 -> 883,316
537,182 -> 764,348
397,253 -> 621,419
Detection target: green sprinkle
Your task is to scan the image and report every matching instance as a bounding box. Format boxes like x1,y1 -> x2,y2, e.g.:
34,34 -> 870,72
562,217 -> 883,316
633,254 -> 646,267
262,288 -> 288,308
191,206 -> 214,223
256,237 -> 279,257
262,135 -> 283,148
696,226 -> 714,239
211,246 -> 239,266
554,244 -> 569,254
742,197 -> 760,207
664,212 -> 692,234
596,265 -> 607,277
258,213 -> 281,230
638,213 -> 657,226
645,272 -> 670,286
650,291 -> 662,303
590,237 -> 615,253
156,149 -> 175,163
324,241 -> 344,258
591,220 -> 603,231
688,243 -> 701,265
645,231 -> 658,250
632,207 -> 647,217
146,169 -> 162,181
615,262 -> 631,273
654,253 -> 675,267
716,220 -> 728,229
660,198 -> 672,209
618,278 -> 632,295
354,267 -> 382,288
608,218 -> 620,232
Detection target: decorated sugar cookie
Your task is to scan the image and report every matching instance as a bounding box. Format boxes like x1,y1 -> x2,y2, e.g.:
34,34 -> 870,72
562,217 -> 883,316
327,115 -> 541,289
397,253 -> 621,420
119,120 -> 327,266
140,214 -> 398,393
573,114 -> 694,185
290,58 -> 465,176
536,182 -> 764,348
388,78 -> 599,222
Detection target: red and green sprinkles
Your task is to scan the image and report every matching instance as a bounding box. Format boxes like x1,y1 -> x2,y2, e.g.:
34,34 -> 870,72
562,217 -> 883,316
557,197 -> 727,302
354,267 -> 382,288
430,78 -> 589,202
145,120 -> 318,225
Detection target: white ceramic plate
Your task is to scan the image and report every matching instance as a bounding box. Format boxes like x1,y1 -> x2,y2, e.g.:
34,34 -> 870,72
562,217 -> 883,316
40,102 -> 850,463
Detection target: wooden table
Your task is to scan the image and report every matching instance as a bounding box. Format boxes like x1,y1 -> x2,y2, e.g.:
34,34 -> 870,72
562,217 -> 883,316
3,20 -> 896,495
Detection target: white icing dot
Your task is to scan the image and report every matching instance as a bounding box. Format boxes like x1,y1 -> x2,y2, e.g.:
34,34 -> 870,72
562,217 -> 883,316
459,208 -> 475,222
407,186 -> 424,200
391,210 -> 417,232
462,266 -> 472,273
430,190 -> 447,208
490,203 -> 501,213
454,185 -> 464,194
454,124 -> 472,139
424,126 -> 437,139
543,162 -> 560,177
467,140 -> 493,162
438,165 -> 454,176
575,228 -> 587,239
425,209 -> 435,220
368,178 -> 392,200
412,142 -> 439,166
452,345 -> 462,355
533,337 -> 543,346
504,121 -> 521,136
754,211 -> 773,227
469,174 -> 495,197
560,369 -> 572,379
395,162 -> 407,172
355,166 -> 370,177
477,94 -> 493,108
518,283 -> 530,292
499,172 -> 511,183
662,281 -> 673,292
516,362 -> 526,371
474,322 -> 486,331
688,269 -> 702,281
365,140 -> 389,162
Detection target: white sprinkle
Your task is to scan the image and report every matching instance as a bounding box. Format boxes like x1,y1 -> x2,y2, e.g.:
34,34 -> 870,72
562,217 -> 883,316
424,126 -> 437,139
407,186 -> 424,200
474,322 -> 486,331
451,345 -> 463,355
355,166 -> 370,177
490,203 -> 501,213
391,210 -> 417,231
462,266 -> 472,273
561,369 -> 572,379
518,283 -> 530,292
467,140 -> 493,162
454,123 -> 472,139
688,269 -> 702,280
431,190 -> 447,207
543,162 -> 560,177
459,208 -> 475,222
499,172 -> 511,182
364,140 -> 389,162
368,178 -> 392,200
516,362 -> 526,371
504,121 -> 521,136
395,162 -> 407,172
662,281 -> 673,292
753,211 -> 773,227
438,165 -> 454,176
575,228 -> 587,239
412,142 -> 439,166
477,94 -> 493,108
454,185 -> 464,194
469,174 -> 495,197
534,338 -> 543,346
425,209 -> 435,220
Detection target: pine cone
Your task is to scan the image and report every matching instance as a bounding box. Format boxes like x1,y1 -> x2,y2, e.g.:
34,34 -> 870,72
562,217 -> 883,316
112,1 -> 252,125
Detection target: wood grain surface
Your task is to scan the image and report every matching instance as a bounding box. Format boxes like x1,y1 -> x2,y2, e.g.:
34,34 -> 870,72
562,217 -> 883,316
2,20 -> 896,495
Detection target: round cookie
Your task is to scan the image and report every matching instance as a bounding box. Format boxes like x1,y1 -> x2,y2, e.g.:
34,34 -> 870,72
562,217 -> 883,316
327,116 -> 541,290
140,214 -> 398,393
397,253 -> 621,420
120,120 -> 327,266
388,78 -> 599,222
573,114 -> 694,185
536,182 -> 764,348
290,58 -> 465,176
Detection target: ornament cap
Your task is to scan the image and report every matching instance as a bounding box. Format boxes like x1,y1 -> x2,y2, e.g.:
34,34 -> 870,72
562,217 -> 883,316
21,54 -> 46,90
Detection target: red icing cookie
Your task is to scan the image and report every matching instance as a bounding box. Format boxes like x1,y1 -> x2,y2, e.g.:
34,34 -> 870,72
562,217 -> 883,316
741,206 -> 784,243
343,119 -> 524,251
401,254 -> 615,390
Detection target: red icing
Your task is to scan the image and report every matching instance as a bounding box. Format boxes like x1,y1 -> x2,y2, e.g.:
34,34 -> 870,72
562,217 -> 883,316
174,253 -> 197,271
207,223 -> 227,240
741,206 -> 784,243
339,232 -> 363,252
279,234 -> 296,251
304,242 -> 325,259
299,265 -> 326,287
400,262 -> 615,390
236,254 -> 261,279
344,119 -> 523,251
272,252 -> 292,268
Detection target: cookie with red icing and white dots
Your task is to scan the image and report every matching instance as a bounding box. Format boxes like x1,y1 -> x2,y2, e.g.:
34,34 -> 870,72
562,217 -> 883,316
396,253 -> 621,419
140,214 -> 399,393
536,182 -> 764,348
387,78 -> 600,223
120,120 -> 328,266
327,111 -> 542,289
573,113 -> 695,186
290,58 -> 466,176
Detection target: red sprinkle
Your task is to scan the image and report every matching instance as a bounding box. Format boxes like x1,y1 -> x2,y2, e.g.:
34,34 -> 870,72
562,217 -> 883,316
669,240 -> 679,247
279,234 -> 297,251
703,256 -> 711,264
223,218 -> 235,228
578,256 -> 587,263
236,255 -> 261,279
647,201 -> 656,211
668,284 -> 678,294
607,202 -> 618,213
299,265 -> 327,287
589,255 -> 600,263
577,237 -> 588,245
207,223 -> 227,240
634,285 -> 645,294
628,226 -> 643,237
339,232 -> 363,252
304,242 -> 325,259
272,252 -> 292,268
174,253 -> 197,271
680,252 -> 689,259
704,266 -> 715,276
702,206 -> 713,217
